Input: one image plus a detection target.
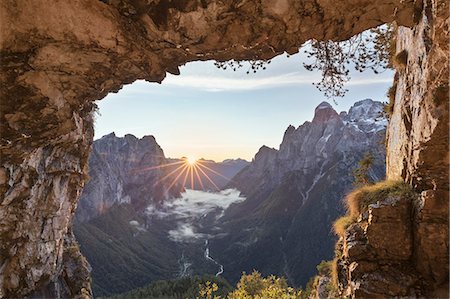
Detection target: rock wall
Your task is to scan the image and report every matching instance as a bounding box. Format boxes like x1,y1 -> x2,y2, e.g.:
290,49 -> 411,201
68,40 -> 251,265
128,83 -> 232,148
75,133 -> 183,223
335,192 -> 421,297
332,1 -> 449,296
386,0 -> 449,194
334,186 -> 448,298
385,0 -> 449,295
1,0 -> 446,298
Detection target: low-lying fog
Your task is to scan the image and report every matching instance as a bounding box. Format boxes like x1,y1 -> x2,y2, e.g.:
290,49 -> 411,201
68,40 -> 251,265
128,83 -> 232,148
145,189 -> 246,242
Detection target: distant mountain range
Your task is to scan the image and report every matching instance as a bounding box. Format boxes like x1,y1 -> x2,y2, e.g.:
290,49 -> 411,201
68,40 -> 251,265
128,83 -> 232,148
75,134 -> 248,222
74,99 -> 386,297
165,158 -> 250,191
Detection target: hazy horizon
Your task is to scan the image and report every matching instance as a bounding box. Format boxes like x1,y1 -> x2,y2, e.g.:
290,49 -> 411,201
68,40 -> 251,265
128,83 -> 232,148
94,51 -> 394,161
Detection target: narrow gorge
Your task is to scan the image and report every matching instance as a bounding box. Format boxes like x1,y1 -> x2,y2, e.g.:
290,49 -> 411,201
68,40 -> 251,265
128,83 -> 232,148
0,0 -> 448,298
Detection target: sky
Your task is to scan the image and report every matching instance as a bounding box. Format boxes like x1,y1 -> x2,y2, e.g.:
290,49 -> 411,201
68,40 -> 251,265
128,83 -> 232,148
94,51 -> 394,162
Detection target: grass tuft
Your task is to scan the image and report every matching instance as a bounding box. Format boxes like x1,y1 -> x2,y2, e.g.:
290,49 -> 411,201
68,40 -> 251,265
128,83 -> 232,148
333,215 -> 356,237
384,83 -> 397,118
345,180 -> 414,217
331,258 -> 339,289
316,260 -> 332,276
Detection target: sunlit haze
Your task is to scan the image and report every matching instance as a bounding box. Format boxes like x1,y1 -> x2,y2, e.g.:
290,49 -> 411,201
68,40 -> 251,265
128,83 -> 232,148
95,52 -> 394,161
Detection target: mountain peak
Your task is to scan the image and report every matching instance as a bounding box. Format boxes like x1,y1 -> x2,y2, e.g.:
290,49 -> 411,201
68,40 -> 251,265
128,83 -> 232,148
102,132 -> 116,139
347,98 -> 384,122
254,145 -> 277,162
312,101 -> 339,123
317,101 -> 333,109
284,125 -> 295,136
141,135 -> 156,143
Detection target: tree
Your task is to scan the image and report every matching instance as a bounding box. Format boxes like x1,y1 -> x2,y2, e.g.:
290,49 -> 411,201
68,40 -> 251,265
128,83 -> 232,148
197,271 -> 302,299
215,24 -> 395,100
353,153 -> 375,186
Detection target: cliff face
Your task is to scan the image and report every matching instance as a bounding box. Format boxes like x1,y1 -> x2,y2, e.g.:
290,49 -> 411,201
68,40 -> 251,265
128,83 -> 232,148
76,133 -> 182,222
335,189 -> 420,297
384,0 -> 449,294
216,100 -> 386,286
232,100 -> 387,198
332,2 -> 449,296
332,185 -> 448,298
0,0 -> 447,298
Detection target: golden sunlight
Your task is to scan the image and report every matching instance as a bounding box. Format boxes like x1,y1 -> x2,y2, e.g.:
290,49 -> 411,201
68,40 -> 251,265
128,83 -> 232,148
131,156 -> 234,191
186,156 -> 197,166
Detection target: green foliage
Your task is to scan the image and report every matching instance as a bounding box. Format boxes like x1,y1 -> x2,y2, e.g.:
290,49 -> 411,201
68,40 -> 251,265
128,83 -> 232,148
300,276 -> 316,299
106,272 -> 302,299
345,180 -> 416,217
104,275 -> 232,299
198,281 -> 221,299
316,260 -> 332,276
303,24 -> 395,99
226,271 -> 302,299
214,59 -> 271,74
353,153 -> 375,187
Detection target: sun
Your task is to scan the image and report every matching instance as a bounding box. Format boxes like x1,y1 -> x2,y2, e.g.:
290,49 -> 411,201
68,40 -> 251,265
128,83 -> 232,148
132,154 -> 231,191
186,156 -> 197,165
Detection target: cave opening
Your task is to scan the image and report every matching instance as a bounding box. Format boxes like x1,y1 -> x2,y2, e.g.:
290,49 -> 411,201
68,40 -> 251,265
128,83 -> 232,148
2,0 -> 448,298
75,49 -> 394,296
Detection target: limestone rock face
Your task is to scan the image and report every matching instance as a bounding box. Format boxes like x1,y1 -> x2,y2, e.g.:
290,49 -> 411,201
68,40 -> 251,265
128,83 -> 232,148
336,194 -> 420,298
233,99 -> 387,198
76,133 -> 182,223
385,0 -> 449,294
386,0 -> 448,193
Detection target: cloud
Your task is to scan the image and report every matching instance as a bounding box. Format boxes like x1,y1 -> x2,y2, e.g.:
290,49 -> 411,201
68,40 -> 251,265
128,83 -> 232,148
163,72 -> 318,91
147,189 -> 246,242
346,77 -> 393,86
162,72 -> 393,92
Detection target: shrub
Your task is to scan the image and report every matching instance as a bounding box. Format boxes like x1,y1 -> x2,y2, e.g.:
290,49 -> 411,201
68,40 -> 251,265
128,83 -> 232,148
384,83 -> 397,117
316,260 -> 332,276
393,50 -> 408,69
353,153 -> 375,186
227,271 -> 302,299
345,180 -> 414,217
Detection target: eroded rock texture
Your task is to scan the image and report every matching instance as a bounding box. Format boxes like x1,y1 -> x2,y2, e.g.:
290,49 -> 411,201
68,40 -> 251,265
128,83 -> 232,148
335,193 -> 421,297
0,0 -> 446,298
386,0 -> 449,295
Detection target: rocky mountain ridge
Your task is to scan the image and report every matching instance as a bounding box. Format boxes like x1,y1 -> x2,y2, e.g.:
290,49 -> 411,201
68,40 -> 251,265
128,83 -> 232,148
165,158 -> 249,191
213,99 -> 387,287
76,132 -> 182,222
76,133 -> 249,223
231,99 -> 386,199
